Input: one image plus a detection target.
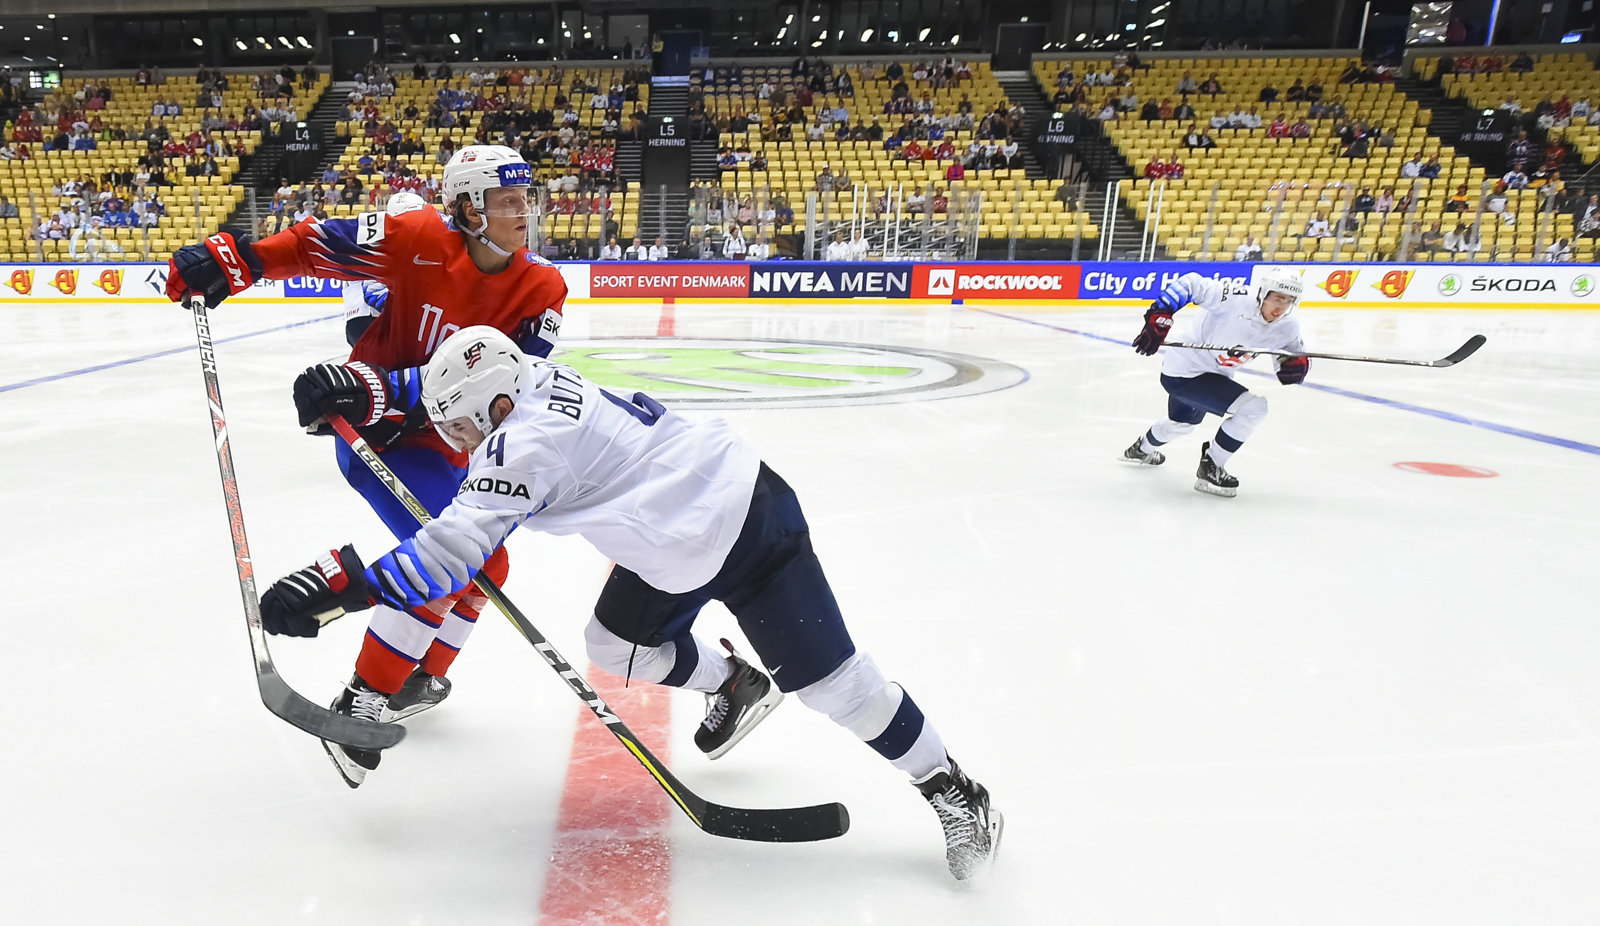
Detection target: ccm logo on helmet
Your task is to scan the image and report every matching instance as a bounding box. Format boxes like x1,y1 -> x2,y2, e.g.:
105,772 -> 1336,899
459,477 -> 532,499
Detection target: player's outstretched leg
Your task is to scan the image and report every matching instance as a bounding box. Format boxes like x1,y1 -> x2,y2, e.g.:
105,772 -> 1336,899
323,674 -> 391,788
913,756 -> 1004,881
1193,392 -> 1266,497
583,615 -> 785,759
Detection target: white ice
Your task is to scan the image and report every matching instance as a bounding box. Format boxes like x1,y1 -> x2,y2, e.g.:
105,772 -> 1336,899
3,298 -> 1599,925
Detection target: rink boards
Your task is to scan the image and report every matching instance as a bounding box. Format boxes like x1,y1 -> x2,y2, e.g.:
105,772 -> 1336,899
2,259 -> 1598,309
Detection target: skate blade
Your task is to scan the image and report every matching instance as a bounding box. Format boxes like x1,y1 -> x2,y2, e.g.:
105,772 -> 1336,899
380,699 -> 440,723
705,687 -> 785,761
1193,478 -> 1237,498
1118,454 -> 1163,466
321,739 -> 368,789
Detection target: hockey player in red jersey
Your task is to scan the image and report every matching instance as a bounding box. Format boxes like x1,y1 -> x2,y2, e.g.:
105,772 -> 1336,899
167,146 -> 566,782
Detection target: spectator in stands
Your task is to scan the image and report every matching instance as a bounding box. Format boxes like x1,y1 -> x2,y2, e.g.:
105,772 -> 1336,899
1267,114 -> 1290,138
1226,106 -> 1248,128
1542,237 -> 1573,262
1353,187 -> 1376,213
1499,95 -> 1522,116
1305,80 -> 1324,102
1280,78 -> 1304,103
1420,156 -> 1441,179
647,237 -> 668,261
1140,98 -> 1161,121
1175,71 -> 1198,95
1164,155 -> 1185,179
721,225 -> 747,260
1304,211 -> 1332,238
824,230 -> 850,261
1209,109 -> 1229,130
623,236 -> 646,260
1097,99 -> 1119,122
1152,97 -> 1173,121
1235,235 -> 1263,261
1144,155 -> 1166,180
1444,222 -> 1480,253
1199,73 -> 1223,96
1345,133 -> 1370,160
1506,130 -> 1534,165
1502,161 -> 1530,190
1376,186 -> 1397,214
1183,124 -> 1212,149
1400,153 -> 1424,178
1119,86 -> 1139,113
815,165 -> 836,192
1509,52 -> 1535,74
1578,195 -> 1600,238
1420,221 -> 1445,251
1173,97 -> 1196,122
1291,116 -> 1312,138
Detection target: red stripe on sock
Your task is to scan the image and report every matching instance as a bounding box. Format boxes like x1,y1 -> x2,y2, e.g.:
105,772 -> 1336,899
537,664 -> 673,926
657,300 -> 676,337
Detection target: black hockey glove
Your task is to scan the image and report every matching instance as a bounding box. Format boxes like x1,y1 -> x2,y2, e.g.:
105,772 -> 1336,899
259,545 -> 372,638
1277,355 -> 1310,385
165,228 -> 264,308
293,361 -> 390,433
1132,303 -> 1175,356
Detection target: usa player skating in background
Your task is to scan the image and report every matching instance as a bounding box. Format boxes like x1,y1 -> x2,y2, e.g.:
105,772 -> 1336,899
1120,267 -> 1310,497
254,327 -> 1003,881
165,147 -> 568,773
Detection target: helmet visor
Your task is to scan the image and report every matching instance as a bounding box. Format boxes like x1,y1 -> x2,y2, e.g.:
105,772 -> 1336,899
482,187 -> 535,219
432,415 -> 484,453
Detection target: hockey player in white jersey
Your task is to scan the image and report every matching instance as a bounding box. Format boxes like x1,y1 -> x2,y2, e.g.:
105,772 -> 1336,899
1121,266 -> 1310,496
257,326 -> 1002,880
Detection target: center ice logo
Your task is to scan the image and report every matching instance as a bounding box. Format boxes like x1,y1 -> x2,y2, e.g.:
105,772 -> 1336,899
553,339 -> 1025,409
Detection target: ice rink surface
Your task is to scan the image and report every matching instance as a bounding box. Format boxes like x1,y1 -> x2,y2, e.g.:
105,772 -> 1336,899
4,297 -> 1600,925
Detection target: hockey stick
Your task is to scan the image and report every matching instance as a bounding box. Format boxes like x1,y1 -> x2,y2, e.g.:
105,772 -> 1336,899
326,414 -> 850,843
1163,334 -> 1486,368
185,295 -> 405,751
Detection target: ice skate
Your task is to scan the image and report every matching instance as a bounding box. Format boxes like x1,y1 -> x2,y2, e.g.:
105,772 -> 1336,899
322,676 -> 389,788
382,667 -> 451,722
1194,441 -> 1239,497
913,757 -> 1003,881
694,639 -> 784,760
1120,436 -> 1165,466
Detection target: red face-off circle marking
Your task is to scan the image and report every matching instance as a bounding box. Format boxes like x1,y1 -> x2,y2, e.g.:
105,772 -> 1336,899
1393,462 -> 1499,478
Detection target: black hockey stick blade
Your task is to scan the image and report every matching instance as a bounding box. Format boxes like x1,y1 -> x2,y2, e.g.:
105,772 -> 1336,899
258,665 -> 408,750
187,295 -> 404,752
1432,334 -> 1487,367
327,415 -> 850,842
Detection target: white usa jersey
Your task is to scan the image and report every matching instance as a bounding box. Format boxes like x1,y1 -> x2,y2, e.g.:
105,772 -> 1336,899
1160,272 -> 1304,379
369,362 -> 761,605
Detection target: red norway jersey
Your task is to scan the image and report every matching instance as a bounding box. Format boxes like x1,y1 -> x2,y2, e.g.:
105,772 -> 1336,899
252,207 -> 567,372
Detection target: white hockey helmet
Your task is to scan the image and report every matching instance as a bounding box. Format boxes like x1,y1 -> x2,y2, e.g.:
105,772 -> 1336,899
384,190 -> 429,215
442,145 -> 533,211
422,326 -> 530,451
441,145 -> 533,257
1251,265 -> 1303,320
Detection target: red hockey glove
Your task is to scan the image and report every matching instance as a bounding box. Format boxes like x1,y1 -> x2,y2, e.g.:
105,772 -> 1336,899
1277,355 -> 1311,385
259,545 -> 372,638
1132,304 -> 1175,356
166,229 -> 263,307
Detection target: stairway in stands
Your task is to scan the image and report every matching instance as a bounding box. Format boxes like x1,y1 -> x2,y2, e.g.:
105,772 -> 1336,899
305,82 -> 356,182
994,72 -> 1050,180
690,142 -> 721,181
634,80 -> 691,253
1074,126 -> 1157,259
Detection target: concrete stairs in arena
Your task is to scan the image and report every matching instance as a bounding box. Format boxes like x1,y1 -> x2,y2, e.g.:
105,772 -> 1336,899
994,72 -> 1050,180
690,141 -> 722,181
305,83 -> 356,181
1088,183 -> 1167,260
615,141 -> 644,185
647,83 -> 689,118
1395,76 -> 1485,165
634,190 -> 690,255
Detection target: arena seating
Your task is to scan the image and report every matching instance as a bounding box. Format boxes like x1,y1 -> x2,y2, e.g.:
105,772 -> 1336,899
333,67 -> 644,247
1421,52 -> 1600,163
707,61 -> 1097,253
1,74 -> 317,263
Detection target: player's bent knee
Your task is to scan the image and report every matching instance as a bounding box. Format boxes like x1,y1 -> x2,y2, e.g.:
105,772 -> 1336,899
1227,392 -> 1268,425
583,615 -> 676,684
796,651 -> 904,740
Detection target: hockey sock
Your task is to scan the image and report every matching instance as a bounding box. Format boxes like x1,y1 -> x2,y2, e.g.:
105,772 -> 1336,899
1208,433 -> 1241,466
1139,429 -> 1163,454
1148,418 -> 1197,446
582,616 -> 731,692
418,593 -> 483,677
355,601 -> 448,694
797,652 -> 950,780
1212,393 -> 1268,466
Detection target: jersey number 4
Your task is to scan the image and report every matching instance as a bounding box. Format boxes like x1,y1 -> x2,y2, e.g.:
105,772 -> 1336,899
604,390 -> 666,427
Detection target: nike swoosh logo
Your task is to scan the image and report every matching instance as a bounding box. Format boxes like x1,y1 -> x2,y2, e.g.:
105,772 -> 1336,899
413,256 -> 441,265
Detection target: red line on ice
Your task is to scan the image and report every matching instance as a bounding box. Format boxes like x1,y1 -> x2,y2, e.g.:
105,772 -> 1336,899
537,664 -> 673,926
657,300 -> 676,337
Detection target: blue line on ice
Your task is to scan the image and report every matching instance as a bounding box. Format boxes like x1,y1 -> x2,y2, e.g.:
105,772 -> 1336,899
0,313 -> 342,395
973,308 -> 1600,458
